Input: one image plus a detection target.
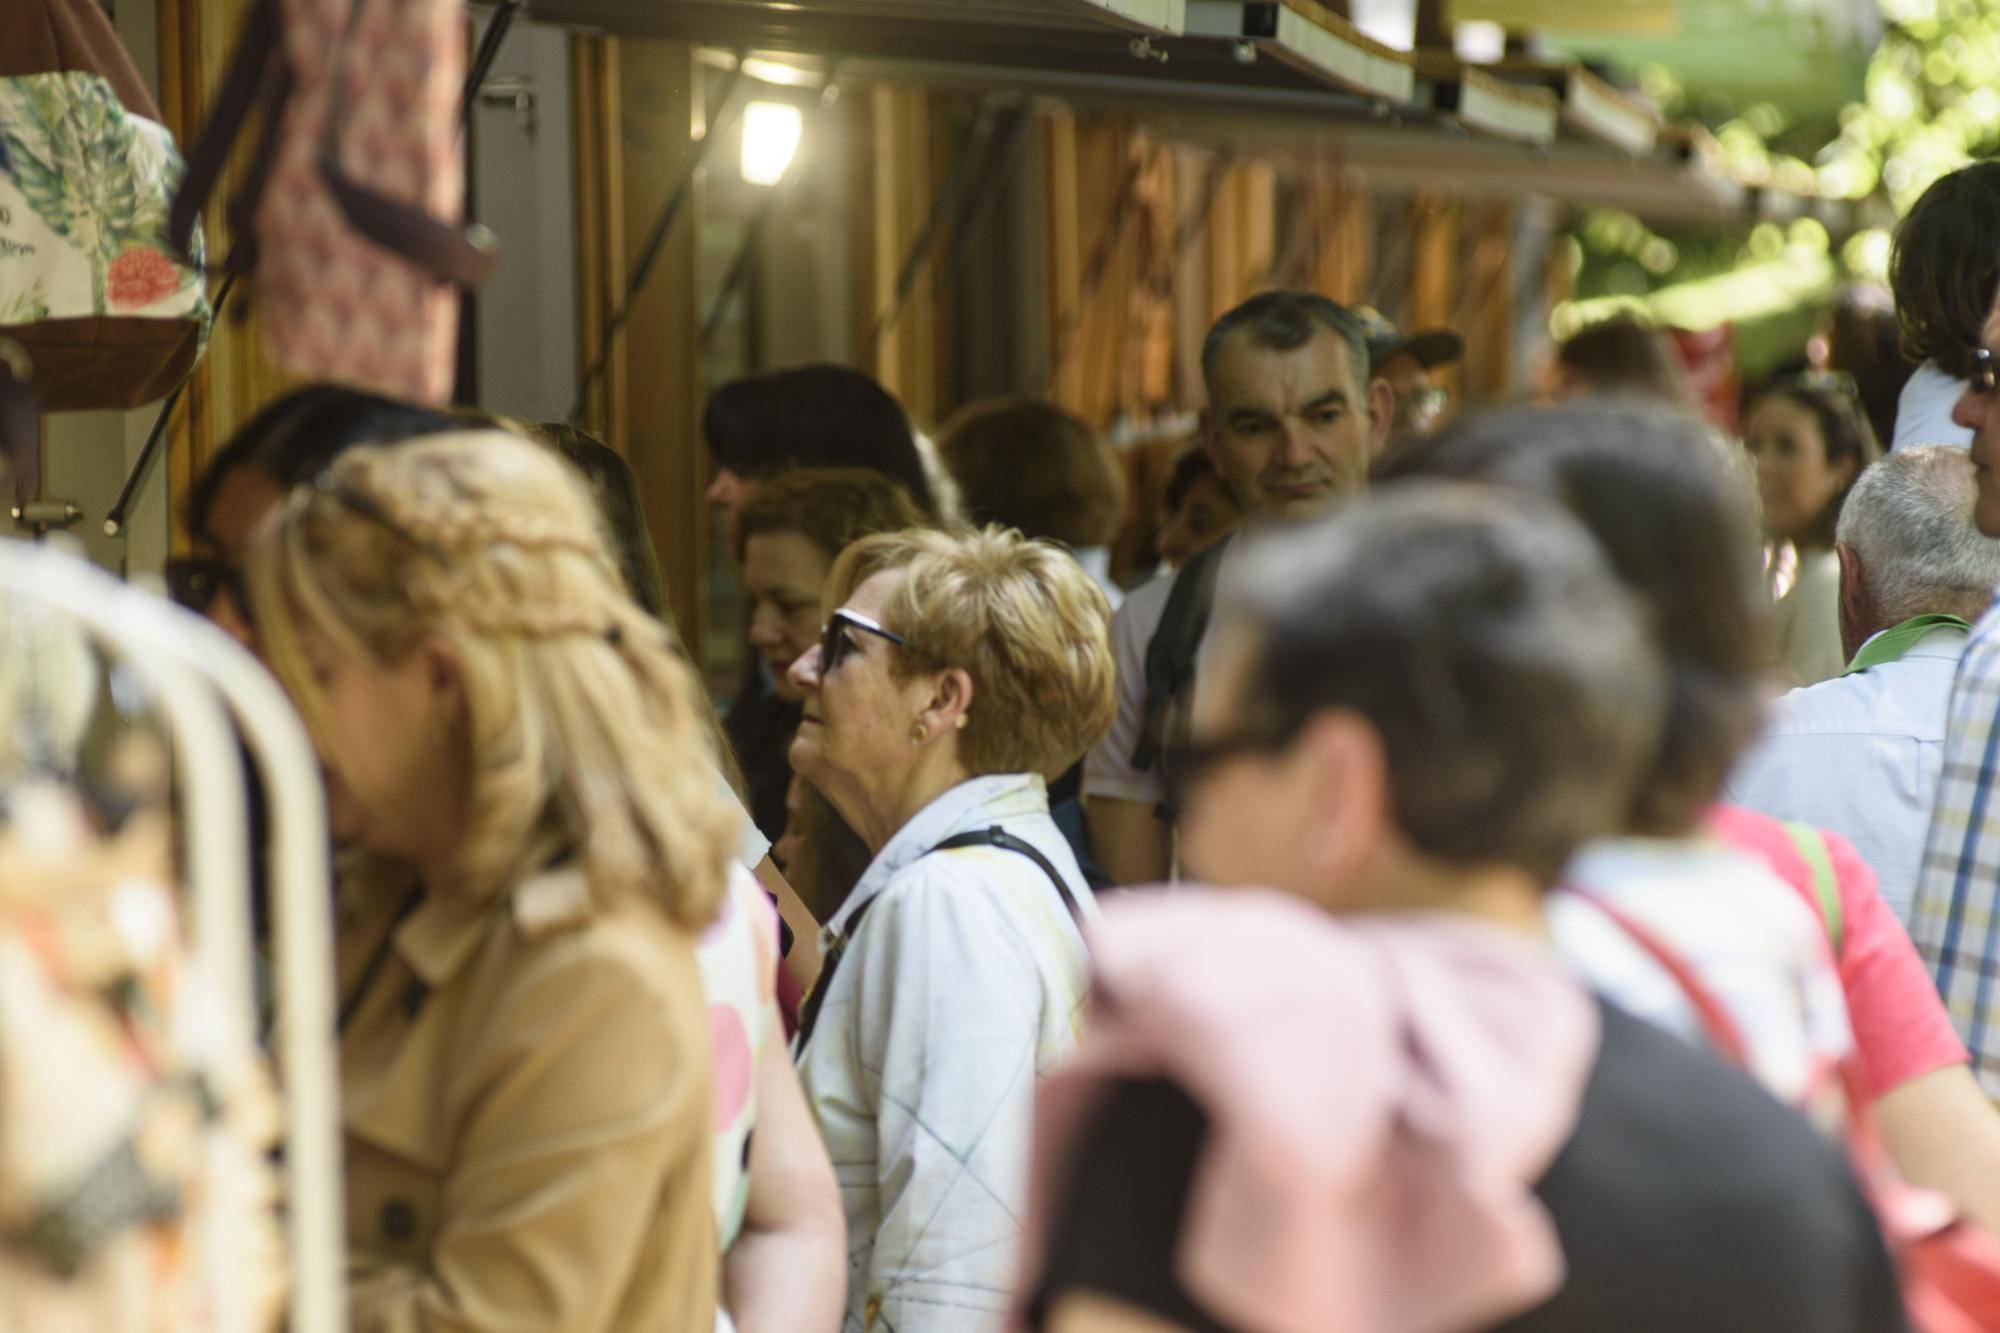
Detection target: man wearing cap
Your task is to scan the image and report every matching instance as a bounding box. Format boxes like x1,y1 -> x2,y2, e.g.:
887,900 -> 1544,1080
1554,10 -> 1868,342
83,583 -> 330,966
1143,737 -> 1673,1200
1359,307 -> 1464,443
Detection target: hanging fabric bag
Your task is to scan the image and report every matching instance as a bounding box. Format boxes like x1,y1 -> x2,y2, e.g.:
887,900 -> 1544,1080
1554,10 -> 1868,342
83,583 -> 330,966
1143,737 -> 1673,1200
0,0 -> 210,410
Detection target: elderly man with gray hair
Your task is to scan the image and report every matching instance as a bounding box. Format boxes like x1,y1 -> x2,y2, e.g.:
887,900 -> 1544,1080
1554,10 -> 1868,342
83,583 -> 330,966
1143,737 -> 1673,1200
1726,446 -> 2000,922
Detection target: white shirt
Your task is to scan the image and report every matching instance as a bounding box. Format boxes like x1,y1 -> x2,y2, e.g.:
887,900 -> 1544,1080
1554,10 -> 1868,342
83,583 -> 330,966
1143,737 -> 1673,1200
1552,837 -> 1854,1109
1083,539 -> 1238,807
1893,361 -> 1972,451
795,773 -> 1096,1333
1072,545 -> 1125,614
1723,622 -> 1969,924
1775,549 -> 1846,688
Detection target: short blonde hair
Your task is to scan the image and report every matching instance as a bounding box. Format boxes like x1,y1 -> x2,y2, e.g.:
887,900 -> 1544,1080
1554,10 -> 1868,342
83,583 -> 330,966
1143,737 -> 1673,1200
826,526 -> 1116,777
244,430 -> 734,929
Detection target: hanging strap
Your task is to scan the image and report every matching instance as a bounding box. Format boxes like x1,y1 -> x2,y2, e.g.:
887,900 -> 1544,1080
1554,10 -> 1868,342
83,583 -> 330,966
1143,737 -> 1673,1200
1779,820 -> 1845,958
794,826 -> 1088,1052
1566,887 -> 1751,1068
930,825 -> 1086,926
1132,534 -> 1232,778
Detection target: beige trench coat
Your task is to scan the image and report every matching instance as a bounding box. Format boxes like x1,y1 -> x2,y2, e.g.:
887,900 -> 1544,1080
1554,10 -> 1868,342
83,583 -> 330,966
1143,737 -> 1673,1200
336,865 -> 716,1332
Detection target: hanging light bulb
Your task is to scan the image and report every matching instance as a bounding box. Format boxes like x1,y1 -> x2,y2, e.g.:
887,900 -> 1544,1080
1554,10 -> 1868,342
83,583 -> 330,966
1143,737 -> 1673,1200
741,101 -> 803,187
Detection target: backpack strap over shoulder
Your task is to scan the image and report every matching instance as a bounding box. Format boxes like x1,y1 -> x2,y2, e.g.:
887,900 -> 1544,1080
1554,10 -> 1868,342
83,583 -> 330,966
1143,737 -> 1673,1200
1131,535 -> 1231,774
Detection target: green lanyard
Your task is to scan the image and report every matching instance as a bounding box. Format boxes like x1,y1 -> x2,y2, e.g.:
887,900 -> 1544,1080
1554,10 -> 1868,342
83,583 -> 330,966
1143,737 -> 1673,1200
1842,614 -> 1972,676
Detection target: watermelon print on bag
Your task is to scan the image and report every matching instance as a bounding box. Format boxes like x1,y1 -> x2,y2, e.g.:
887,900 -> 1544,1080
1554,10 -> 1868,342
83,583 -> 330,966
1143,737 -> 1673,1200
0,72 -> 208,406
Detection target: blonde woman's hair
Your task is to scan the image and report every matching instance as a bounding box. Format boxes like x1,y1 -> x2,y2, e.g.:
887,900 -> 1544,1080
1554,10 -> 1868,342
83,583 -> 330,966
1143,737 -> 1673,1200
244,430 -> 734,928
825,526 -> 1116,778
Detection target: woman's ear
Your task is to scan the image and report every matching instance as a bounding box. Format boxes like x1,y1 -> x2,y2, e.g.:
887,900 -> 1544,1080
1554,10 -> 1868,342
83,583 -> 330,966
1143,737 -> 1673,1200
918,667 -> 976,741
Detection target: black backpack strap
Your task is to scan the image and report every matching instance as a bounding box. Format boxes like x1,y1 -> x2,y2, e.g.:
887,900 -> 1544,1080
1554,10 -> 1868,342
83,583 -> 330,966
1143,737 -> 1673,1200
795,827 -> 1087,1055
1131,535 -> 1231,774
932,826 -> 1085,926
793,891 -> 883,1053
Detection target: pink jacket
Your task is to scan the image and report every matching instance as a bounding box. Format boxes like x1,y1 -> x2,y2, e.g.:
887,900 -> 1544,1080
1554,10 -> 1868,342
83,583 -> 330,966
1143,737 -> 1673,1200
1016,889 -> 1600,1333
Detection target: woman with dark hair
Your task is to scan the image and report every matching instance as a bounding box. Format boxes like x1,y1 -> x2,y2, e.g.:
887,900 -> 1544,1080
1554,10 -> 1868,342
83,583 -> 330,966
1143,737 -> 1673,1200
173,386 -> 461,630
1743,376 -> 1883,685
728,467 -> 930,849
701,365 -> 936,547
1824,284 -> 1918,451
1888,160 -> 2000,450
1378,400 -> 2000,1232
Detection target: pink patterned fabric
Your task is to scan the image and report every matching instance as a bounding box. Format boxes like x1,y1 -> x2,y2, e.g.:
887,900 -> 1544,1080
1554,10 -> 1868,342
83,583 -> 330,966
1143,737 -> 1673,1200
1016,889 -> 1601,1333
258,0 -> 462,402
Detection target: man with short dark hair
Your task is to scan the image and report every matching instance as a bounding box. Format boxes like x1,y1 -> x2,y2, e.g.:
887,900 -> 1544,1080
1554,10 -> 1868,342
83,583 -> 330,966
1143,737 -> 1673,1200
1084,291 -> 1393,885
1726,447 -> 2000,921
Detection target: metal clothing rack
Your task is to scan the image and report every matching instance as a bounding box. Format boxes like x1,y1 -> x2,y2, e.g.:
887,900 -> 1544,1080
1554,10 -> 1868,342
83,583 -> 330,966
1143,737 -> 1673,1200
0,543 -> 343,1333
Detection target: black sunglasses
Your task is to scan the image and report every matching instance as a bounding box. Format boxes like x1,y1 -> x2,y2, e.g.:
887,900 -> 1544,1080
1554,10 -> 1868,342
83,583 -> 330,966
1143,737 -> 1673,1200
166,556 -> 248,619
1160,725 -> 1296,812
1973,347 -> 2000,396
820,608 -> 904,675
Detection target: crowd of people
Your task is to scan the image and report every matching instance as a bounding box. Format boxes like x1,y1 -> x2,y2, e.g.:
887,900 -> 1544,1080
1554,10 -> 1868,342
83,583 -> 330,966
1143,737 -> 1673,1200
152,157 -> 2000,1333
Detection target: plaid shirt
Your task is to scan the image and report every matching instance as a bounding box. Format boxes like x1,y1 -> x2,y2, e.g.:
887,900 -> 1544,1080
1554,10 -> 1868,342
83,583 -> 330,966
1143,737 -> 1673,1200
1912,595 -> 2000,1096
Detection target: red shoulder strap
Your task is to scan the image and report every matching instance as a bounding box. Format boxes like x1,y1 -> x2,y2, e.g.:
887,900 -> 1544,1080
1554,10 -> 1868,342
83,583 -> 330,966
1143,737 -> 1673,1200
1567,888 -> 1752,1068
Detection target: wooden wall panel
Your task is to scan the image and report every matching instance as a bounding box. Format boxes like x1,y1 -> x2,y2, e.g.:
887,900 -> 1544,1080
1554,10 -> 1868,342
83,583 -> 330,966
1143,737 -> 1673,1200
1455,200 -> 1515,407
855,85 -> 939,428
157,0 -> 296,551
1408,190 -> 1461,395
603,38 -> 707,655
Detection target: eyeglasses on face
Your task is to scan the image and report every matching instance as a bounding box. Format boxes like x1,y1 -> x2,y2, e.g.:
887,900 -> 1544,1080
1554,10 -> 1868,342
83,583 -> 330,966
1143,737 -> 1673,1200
1972,347 -> 2000,396
165,556 -> 248,621
1159,725 -> 1295,811
818,608 -> 904,675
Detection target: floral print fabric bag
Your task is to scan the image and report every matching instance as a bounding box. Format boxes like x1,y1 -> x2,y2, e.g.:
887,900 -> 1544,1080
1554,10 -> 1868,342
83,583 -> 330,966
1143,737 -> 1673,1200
0,0 -> 208,410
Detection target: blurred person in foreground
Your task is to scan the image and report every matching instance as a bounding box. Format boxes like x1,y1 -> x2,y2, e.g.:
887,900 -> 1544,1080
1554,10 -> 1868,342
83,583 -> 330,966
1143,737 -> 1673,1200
1017,484 -> 1904,1333
1382,401 -> 2000,1236
245,432 -> 739,1330
192,399 -> 847,1332
787,526 -> 1113,1332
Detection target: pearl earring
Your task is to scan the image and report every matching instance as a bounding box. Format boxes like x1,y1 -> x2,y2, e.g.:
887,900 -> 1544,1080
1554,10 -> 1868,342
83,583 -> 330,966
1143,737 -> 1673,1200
911,722 -> 929,744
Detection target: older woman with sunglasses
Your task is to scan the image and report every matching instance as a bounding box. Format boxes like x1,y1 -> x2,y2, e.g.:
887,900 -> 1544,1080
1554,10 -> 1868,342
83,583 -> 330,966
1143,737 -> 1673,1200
787,526 -> 1115,1333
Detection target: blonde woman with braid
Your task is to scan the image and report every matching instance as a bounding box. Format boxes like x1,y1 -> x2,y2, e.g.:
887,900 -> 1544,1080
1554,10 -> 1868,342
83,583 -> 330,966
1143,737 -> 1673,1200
243,431 -> 734,1332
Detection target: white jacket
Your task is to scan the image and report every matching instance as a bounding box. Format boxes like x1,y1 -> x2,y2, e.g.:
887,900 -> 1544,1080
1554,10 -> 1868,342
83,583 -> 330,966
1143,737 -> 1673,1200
795,774 -> 1096,1333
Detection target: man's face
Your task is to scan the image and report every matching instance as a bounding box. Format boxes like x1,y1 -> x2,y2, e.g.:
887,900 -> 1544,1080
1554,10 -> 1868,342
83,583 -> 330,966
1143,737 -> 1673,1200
1954,302 -> 2000,538
1203,329 -> 1376,522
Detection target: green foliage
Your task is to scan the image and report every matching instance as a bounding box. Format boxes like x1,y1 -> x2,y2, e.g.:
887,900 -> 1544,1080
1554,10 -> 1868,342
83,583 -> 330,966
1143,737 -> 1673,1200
1572,1 -> 2000,311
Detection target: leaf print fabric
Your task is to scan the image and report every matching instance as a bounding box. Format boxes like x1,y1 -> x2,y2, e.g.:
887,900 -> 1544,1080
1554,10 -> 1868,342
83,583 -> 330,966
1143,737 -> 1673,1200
0,72 -> 207,323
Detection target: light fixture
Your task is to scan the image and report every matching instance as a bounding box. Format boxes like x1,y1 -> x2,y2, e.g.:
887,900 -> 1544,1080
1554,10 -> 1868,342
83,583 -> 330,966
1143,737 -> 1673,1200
741,101 -> 803,187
